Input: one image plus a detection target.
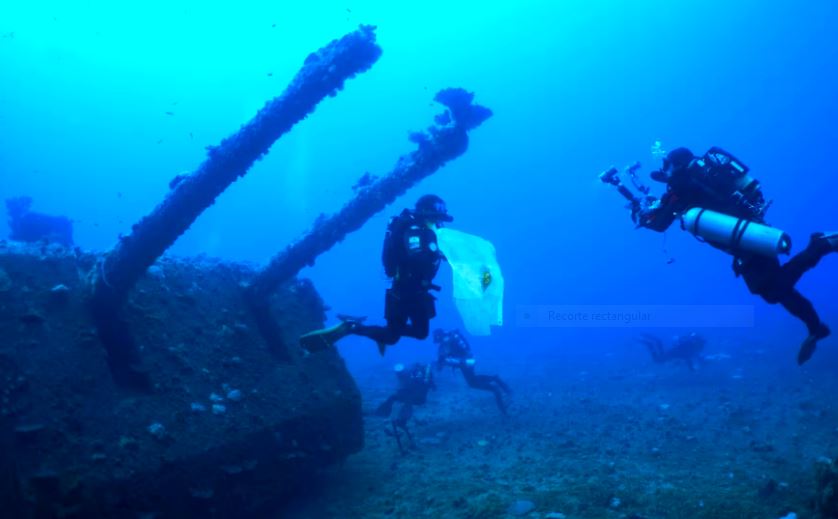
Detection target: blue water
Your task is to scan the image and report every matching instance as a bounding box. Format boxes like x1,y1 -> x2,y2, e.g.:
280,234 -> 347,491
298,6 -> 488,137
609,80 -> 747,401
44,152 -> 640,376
1,0 -> 837,373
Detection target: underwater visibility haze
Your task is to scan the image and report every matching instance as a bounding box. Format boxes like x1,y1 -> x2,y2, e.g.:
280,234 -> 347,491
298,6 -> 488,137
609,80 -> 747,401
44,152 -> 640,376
1,1 -> 838,517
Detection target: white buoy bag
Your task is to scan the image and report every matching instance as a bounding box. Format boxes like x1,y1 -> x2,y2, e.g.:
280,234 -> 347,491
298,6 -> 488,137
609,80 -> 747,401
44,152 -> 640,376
434,227 -> 504,336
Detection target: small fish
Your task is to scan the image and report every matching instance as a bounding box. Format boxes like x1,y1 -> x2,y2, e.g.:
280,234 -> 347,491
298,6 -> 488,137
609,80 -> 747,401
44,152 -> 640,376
165,111 -> 174,116
267,72 -> 273,77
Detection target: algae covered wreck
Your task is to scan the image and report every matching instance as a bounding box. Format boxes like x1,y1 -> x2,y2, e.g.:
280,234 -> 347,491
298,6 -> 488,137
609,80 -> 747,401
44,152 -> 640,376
0,25 -> 491,517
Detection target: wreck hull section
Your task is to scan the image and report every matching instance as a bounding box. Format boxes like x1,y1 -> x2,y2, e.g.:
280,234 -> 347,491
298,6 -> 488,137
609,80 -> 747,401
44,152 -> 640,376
0,242 -> 362,516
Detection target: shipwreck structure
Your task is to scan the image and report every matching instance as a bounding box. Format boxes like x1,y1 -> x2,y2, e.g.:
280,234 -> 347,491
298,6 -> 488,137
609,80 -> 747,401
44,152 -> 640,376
0,24 -> 491,517
0,245 -> 357,517
89,26 -> 382,387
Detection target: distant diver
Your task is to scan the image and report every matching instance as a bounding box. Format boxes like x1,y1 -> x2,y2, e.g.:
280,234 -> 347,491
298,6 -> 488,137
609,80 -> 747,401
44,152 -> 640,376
374,362 -> 436,453
434,328 -> 512,414
300,194 -> 452,355
5,197 -> 73,247
601,147 -> 837,365
638,332 -> 706,371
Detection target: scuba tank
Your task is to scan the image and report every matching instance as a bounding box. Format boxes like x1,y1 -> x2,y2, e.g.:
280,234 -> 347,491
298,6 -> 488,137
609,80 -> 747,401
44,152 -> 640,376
681,207 -> 791,257
382,210 -> 412,278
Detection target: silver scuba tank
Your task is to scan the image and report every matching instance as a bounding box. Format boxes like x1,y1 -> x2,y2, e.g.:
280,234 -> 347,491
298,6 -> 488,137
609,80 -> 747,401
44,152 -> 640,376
681,207 -> 791,257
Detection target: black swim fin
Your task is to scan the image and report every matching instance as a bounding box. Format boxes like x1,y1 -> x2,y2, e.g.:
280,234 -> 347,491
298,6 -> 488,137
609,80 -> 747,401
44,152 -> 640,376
823,232 -> 838,251
811,232 -> 838,253
798,323 -> 831,365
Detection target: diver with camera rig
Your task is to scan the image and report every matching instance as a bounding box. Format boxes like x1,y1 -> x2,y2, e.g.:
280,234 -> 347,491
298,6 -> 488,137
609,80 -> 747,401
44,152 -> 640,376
601,146 -> 838,365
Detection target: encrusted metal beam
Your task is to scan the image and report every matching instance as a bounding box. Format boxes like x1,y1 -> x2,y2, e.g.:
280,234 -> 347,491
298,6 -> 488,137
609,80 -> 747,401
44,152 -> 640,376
89,26 -> 382,386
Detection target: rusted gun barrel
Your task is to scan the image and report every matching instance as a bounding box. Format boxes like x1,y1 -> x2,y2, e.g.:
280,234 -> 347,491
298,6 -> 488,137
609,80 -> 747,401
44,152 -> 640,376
247,88 -> 492,305
90,26 -> 381,387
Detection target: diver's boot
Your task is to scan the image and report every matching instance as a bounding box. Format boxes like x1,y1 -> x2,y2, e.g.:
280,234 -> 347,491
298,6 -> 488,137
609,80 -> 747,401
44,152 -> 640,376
810,232 -> 838,254
797,323 -> 831,365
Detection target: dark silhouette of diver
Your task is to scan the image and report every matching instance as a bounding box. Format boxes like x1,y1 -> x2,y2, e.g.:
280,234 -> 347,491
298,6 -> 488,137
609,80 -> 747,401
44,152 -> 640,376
611,147 -> 837,365
374,362 -> 435,453
300,194 -> 452,355
434,329 -> 512,414
5,197 -> 73,246
638,332 -> 706,371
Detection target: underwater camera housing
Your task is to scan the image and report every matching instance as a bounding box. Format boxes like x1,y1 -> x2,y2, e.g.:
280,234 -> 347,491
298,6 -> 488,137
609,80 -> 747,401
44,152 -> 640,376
599,166 -> 620,186
599,161 -> 656,222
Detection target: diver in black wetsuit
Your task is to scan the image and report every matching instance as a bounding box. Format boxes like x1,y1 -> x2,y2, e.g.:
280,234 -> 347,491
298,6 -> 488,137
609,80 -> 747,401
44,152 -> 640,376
434,329 -> 512,414
620,147 -> 838,365
638,332 -> 706,371
300,194 -> 451,355
5,197 -> 73,246
374,362 -> 435,452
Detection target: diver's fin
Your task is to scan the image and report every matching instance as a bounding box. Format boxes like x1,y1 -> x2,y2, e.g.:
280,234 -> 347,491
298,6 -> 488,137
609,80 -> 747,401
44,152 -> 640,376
377,341 -> 387,356
336,313 -> 368,324
811,232 -> 838,253
798,323 -> 831,365
798,336 -> 818,365
299,321 -> 354,352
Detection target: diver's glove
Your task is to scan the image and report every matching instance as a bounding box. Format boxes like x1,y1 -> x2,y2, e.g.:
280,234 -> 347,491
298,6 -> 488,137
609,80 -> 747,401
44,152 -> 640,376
630,196 -> 660,226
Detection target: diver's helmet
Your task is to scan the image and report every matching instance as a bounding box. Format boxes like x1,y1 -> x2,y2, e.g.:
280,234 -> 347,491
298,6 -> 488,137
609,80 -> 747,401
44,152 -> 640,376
414,194 -> 453,223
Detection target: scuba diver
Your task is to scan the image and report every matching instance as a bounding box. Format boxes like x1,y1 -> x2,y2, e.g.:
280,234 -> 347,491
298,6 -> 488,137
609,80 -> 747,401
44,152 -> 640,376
434,329 -> 512,414
601,147 -> 838,365
374,362 -> 436,453
638,332 -> 706,371
300,194 -> 451,355
5,197 -> 73,246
